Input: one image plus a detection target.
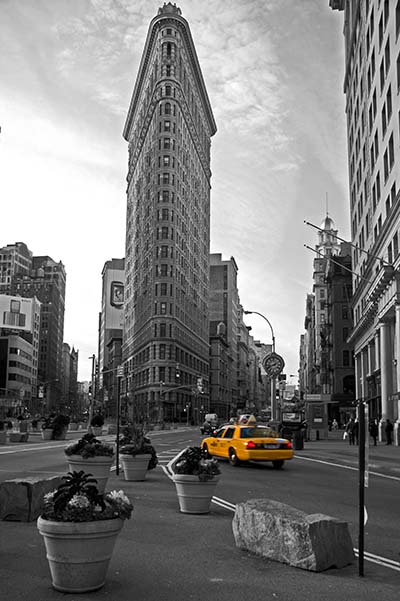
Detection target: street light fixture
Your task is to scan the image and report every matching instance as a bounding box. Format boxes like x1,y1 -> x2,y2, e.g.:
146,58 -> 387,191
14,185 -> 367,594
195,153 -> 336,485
244,310 -> 276,353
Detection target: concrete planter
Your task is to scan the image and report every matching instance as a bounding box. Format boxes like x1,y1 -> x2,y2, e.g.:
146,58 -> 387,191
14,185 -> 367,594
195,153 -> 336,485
66,455 -> 114,493
37,516 -> 124,593
0,431 -> 7,445
172,474 -> 219,514
120,454 -> 151,481
53,426 -> 68,441
9,432 -> 29,443
41,429 -> 53,440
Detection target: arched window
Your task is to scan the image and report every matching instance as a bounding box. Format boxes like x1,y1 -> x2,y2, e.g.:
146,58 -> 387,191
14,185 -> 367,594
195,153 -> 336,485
165,102 -> 171,115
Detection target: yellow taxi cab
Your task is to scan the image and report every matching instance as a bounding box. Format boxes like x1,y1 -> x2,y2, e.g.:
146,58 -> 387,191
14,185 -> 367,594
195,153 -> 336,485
201,421 -> 294,469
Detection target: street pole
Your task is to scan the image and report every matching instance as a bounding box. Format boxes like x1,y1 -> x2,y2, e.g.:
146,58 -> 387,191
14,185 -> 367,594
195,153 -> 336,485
244,310 -> 280,421
88,354 -> 96,428
115,365 -> 124,476
358,399 -> 366,577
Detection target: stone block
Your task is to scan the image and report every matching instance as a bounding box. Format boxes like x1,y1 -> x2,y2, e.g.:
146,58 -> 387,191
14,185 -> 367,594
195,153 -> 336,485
0,476 -> 63,521
232,498 -> 354,572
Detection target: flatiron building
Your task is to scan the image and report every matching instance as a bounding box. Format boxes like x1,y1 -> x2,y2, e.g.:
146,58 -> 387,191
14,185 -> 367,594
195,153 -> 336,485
122,3 -> 217,422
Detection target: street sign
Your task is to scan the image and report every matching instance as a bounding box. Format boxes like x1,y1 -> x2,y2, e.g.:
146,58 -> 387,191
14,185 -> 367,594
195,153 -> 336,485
262,352 -> 285,377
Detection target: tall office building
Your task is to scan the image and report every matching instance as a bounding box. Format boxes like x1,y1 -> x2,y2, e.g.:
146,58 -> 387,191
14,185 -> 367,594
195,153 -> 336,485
330,1 -> 400,437
209,254 -> 240,417
122,3 -> 217,423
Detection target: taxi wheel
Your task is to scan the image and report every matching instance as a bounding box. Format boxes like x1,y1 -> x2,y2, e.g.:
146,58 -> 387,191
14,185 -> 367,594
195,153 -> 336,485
202,443 -> 210,458
272,460 -> 284,469
229,448 -> 241,467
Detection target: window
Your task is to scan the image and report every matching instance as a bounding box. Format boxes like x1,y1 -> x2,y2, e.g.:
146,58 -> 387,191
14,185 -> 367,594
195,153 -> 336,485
397,0 -> 400,39
164,121 -> 171,132
165,102 -> 171,115
388,241 -> 393,264
342,305 -> 349,320
397,51 -> 400,91
159,344 -> 166,360
343,350 -> 350,367
394,232 -> 399,257
389,133 -> 394,169
163,155 -> 170,166
163,138 -> 171,149
385,38 -> 391,72
343,327 -> 349,342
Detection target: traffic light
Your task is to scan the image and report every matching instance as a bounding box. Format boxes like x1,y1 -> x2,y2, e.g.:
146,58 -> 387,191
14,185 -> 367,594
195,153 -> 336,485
175,363 -> 180,380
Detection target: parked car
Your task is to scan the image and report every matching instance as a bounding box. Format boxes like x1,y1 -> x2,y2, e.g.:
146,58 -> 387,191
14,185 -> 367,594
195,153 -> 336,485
201,423 -> 294,469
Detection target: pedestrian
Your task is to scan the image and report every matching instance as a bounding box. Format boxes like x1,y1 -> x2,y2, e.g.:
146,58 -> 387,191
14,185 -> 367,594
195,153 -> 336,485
369,419 -> 378,446
332,418 -> 338,431
385,419 -> 394,445
345,417 -> 355,445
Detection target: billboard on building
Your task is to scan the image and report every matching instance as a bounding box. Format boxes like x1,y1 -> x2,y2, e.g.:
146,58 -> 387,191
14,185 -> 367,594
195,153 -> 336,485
0,295 -> 35,332
104,270 -> 125,329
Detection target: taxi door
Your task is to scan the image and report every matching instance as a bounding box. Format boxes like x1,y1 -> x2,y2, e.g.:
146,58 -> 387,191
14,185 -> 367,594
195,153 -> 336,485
218,427 -> 236,458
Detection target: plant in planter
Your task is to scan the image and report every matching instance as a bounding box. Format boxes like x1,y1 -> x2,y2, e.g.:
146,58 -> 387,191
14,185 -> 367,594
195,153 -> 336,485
170,446 -> 221,514
52,414 -> 70,440
64,433 -> 114,493
118,425 -> 158,481
90,413 -> 105,436
41,414 -> 70,440
37,470 -> 133,593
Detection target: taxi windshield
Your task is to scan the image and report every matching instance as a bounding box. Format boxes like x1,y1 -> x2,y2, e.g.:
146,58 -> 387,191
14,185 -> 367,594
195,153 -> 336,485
240,427 -> 276,439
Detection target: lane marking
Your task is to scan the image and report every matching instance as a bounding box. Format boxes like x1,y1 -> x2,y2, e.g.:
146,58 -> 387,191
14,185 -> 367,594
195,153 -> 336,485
296,455 -> 400,482
354,549 -> 400,572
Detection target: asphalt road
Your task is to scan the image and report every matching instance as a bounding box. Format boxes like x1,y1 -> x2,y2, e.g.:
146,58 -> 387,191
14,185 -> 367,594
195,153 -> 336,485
0,427 -> 399,600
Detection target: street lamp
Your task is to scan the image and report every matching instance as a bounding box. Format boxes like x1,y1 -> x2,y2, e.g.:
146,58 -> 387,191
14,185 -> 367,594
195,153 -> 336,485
244,310 -> 276,353
244,310 -> 282,423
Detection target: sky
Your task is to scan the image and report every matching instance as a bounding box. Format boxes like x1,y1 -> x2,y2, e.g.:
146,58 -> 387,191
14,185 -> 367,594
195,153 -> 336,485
0,0 -> 349,383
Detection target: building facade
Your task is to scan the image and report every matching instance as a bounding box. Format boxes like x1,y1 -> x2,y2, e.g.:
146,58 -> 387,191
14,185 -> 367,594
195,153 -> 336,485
209,254 -> 240,417
330,0 -> 400,441
98,258 -> 125,418
122,3 -> 216,424
0,242 -> 66,410
300,215 -> 355,432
